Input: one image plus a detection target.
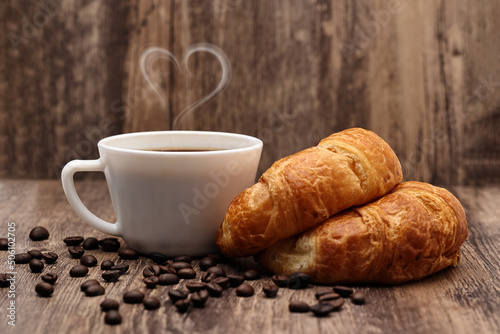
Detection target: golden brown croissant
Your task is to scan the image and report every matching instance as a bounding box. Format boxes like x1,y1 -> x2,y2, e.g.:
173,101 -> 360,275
255,181 -> 468,284
216,128 -> 403,257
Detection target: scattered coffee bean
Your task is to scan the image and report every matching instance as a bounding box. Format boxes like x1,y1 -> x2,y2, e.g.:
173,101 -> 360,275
143,276 -> 159,289
80,254 -> 98,267
143,296 -> 160,310
199,257 -> 217,271
310,303 -> 335,317
288,272 -> 310,289
63,236 -> 84,246
41,252 -> 58,264
315,289 -> 333,300
186,281 -> 207,292
35,282 -> 54,297
191,290 -> 209,307
159,265 -> 175,274
85,284 -> 105,297
99,238 -> 121,252
69,264 -> 88,277
206,253 -> 226,263
0,238 -> 8,250
41,273 -> 58,285
68,246 -> 84,259
80,279 -> 100,292
236,283 -> 254,297
206,266 -> 226,277
104,310 -> 122,325
271,275 -> 289,287
227,274 -> 245,287
333,285 -> 354,298
29,259 -> 44,273
211,276 -> 230,289
143,265 -> 161,277
123,289 -> 145,304
329,298 -> 345,311
118,248 -> 139,260
168,289 -> 189,302
243,269 -> 261,280
173,255 -> 192,263
174,299 -> 190,313
29,226 -> 50,241
102,270 -> 122,283
150,252 -> 169,264
262,284 -> 279,298
14,253 -> 32,264
201,272 -> 218,283
289,301 -> 310,313
177,268 -> 196,279
82,237 -> 99,250
110,264 -> 129,275
158,273 -> 179,285
27,249 -> 43,259
0,273 -> 14,287
101,260 -> 114,270
318,292 -> 341,303
171,261 -> 192,271
206,282 -> 224,297
350,291 -> 366,305
100,299 -> 119,312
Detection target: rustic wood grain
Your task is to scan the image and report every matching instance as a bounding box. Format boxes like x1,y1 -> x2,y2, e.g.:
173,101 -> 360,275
1,0 -> 499,184
0,180 -> 498,333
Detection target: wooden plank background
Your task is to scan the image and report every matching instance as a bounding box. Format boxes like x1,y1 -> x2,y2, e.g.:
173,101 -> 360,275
0,0 -> 499,185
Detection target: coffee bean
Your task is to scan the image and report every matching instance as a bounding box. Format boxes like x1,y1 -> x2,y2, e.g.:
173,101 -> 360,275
350,291 -> 366,305
168,289 -> 189,302
14,253 -> 32,264
69,264 -> 88,277
143,276 -> 159,289
159,265 -> 175,275
333,285 -> 354,298
158,273 -> 179,285
143,296 -> 160,310
329,297 -> 345,311
318,292 -> 341,303
80,255 -> 98,267
85,284 -> 105,297
82,237 -> 99,250
173,255 -> 192,263
63,236 -> 84,246
123,290 -> 145,304
271,275 -> 289,287
227,274 -> 245,287
236,283 -> 254,297
171,261 -> 192,271
211,276 -> 230,289
201,272 -> 218,283
310,303 -> 335,317
68,246 -> 84,259
177,268 -> 196,279
29,259 -> 44,273
104,310 -> 122,325
288,301 -> 309,313
262,284 -> 279,298
199,257 -> 217,271
29,226 -> 50,241
80,279 -> 100,292
206,282 -> 224,297
288,272 -> 310,289
206,253 -> 226,263
143,265 -> 161,277
0,273 -> 14,288
186,281 -> 207,292
150,252 -> 169,264
110,264 -> 129,275
0,238 -> 8,250
42,252 -> 58,264
27,249 -> 43,259
101,260 -> 114,270
191,290 -> 209,307
100,299 -> 119,312
102,270 -> 122,282
174,299 -> 190,313
118,248 -> 139,260
99,238 -> 121,252
41,273 -> 58,285
206,266 -> 226,277
35,282 -> 54,297
243,269 -> 261,280
315,288 -> 333,300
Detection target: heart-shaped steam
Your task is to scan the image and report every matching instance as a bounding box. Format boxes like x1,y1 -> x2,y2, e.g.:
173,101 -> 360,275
139,43 -> 231,130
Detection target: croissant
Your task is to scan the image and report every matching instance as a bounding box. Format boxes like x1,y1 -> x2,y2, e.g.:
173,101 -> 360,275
255,181 -> 468,284
216,128 -> 403,257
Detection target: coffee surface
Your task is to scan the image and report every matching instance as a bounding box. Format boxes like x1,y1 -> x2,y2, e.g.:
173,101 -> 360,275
141,147 -> 225,152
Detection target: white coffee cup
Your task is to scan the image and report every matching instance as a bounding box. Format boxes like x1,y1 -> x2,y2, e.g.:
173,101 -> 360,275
61,131 -> 263,256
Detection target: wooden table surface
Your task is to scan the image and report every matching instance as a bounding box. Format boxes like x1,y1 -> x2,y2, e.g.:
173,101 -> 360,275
0,179 -> 499,334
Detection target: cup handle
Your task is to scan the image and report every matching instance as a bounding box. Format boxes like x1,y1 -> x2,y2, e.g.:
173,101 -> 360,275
61,159 -> 121,236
